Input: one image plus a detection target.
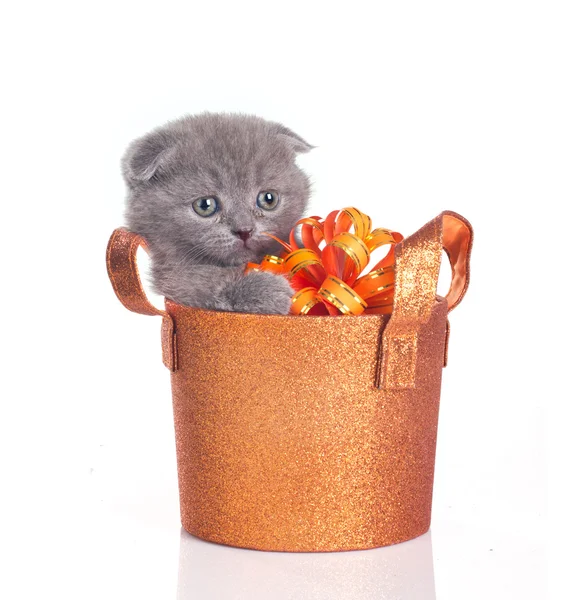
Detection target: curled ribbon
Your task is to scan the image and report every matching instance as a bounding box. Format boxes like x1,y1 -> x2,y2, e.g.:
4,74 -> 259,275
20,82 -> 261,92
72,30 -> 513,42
246,207 -> 403,316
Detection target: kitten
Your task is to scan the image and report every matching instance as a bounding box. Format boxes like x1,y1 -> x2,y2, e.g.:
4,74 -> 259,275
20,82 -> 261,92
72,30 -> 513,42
122,112 -> 313,314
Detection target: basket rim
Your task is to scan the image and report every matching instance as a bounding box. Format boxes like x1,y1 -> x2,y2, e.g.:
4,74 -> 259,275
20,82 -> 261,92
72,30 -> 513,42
164,295 -> 448,321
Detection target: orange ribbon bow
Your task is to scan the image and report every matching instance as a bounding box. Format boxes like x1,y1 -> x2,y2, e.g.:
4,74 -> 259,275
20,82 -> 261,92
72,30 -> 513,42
246,207 -> 403,316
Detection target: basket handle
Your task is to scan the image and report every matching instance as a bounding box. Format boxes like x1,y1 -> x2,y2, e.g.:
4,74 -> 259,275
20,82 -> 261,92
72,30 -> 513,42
377,211 -> 473,389
106,228 -> 178,371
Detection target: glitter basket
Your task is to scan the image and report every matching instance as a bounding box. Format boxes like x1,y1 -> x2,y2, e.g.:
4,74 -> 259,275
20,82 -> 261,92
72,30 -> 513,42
106,211 -> 472,552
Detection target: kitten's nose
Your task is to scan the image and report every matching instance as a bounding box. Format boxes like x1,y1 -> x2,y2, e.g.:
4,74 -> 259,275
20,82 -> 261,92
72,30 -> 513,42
233,228 -> 253,242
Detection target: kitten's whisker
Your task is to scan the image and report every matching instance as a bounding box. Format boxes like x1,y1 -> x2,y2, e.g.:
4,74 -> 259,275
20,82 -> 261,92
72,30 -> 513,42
171,245 -> 207,269
166,245 -> 213,280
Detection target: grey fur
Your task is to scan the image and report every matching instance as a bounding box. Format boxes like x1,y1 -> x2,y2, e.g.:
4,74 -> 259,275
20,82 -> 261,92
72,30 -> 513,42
122,112 -> 313,314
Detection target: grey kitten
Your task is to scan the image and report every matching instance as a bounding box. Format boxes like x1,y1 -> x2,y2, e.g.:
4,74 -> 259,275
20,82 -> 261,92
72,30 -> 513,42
122,112 -> 313,314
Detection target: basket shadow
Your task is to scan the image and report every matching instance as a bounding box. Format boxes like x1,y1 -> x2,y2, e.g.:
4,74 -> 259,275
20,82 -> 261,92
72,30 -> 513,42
177,528 -> 436,600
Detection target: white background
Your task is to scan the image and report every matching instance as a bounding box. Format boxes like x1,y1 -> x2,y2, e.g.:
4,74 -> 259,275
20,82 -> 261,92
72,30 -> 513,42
1,1 -> 567,598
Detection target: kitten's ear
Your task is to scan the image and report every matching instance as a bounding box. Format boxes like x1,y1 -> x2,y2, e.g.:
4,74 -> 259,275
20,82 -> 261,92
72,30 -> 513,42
272,123 -> 314,154
122,130 -> 177,184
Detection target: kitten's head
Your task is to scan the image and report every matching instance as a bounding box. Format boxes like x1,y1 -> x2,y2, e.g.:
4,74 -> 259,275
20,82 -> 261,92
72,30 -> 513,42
122,113 -> 313,267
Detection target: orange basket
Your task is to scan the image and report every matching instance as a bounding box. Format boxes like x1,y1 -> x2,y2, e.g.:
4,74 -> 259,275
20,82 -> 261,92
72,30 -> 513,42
107,211 -> 472,552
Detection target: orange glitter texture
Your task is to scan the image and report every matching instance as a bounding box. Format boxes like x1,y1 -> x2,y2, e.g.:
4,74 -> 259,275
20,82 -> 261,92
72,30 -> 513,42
245,207 -> 403,316
106,211 -> 473,552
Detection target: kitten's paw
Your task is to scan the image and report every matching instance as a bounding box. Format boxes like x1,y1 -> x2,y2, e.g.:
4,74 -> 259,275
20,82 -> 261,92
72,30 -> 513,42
230,271 -> 294,315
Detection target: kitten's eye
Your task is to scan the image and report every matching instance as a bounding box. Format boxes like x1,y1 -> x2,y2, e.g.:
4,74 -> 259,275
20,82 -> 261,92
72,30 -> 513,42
256,191 -> 280,211
192,196 -> 218,217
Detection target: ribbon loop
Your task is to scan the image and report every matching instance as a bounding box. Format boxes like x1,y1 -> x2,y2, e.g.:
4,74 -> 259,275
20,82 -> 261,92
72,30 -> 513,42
317,275 -> 368,315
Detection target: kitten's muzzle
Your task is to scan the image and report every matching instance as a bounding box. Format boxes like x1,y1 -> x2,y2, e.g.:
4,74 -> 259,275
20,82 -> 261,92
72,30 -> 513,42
232,228 -> 254,242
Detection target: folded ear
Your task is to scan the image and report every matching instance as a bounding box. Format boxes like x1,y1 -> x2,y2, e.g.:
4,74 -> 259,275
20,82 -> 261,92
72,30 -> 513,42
272,123 -> 314,154
121,129 -> 177,184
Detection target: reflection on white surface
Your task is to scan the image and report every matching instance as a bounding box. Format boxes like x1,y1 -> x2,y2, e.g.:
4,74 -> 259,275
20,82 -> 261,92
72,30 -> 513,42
177,530 -> 435,600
